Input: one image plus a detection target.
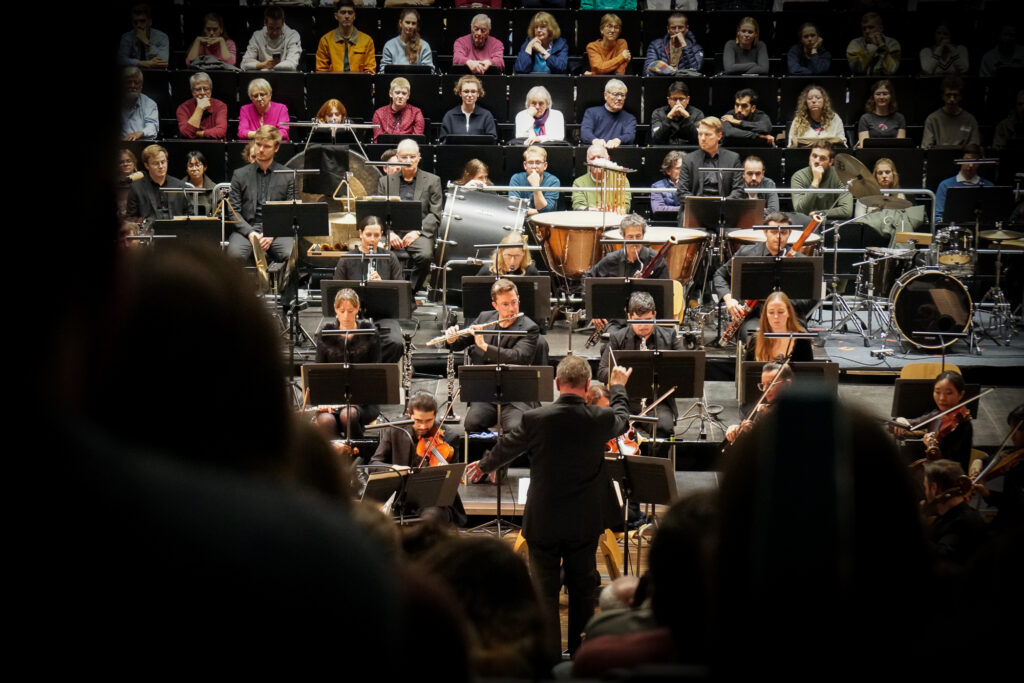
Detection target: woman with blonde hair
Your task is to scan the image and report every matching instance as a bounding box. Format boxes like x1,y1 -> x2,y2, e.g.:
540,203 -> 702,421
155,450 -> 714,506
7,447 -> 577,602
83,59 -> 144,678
585,14 -> 630,75
514,12 -> 568,74
787,84 -> 845,148
477,232 -> 539,277
380,9 -> 435,72
723,16 -> 768,74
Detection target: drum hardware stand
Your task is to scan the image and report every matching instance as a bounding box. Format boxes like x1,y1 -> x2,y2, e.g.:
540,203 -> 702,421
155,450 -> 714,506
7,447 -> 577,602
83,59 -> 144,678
977,239 -> 1018,345
564,308 -> 584,354
675,395 -> 726,440
821,217 -> 872,342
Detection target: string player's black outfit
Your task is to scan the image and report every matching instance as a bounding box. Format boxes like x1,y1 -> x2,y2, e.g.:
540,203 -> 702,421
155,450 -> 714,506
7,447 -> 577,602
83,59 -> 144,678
313,319 -> 382,438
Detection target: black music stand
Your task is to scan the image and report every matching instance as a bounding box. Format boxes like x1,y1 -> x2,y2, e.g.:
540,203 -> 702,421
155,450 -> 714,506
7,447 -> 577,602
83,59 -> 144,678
943,186 -> 1013,225
584,278 -> 675,321
605,454 -> 677,576
738,360 -> 839,415
150,217 -> 223,249
361,463 -> 467,526
321,279 -> 414,320
614,348 -> 704,407
301,361 -> 402,443
732,256 -> 824,302
459,362 -> 555,536
461,276 -> 552,331
681,196 -> 764,231
360,198 -> 423,239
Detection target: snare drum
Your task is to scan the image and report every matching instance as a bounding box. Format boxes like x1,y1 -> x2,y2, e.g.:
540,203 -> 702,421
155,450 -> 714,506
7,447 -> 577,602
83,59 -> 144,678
529,210 -> 623,278
725,229 -> 822,260
929,226 -> 976,277
603,226 -> 709,285
856,247 -> 914,299
889,268 -> 972,349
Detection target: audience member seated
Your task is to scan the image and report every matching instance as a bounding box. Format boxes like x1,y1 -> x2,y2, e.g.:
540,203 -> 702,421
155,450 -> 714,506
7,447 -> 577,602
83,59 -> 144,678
238,79 -> 290,140
846,11 -> 901,75
184,150 -> 216,217
316,98 -> 347,125
478,232 -> 540,277
510,146 -> 559,216
745,291 -> 813,362
120,67 -> 157,142
742,155 -> 779,215
376,139 -> 442,291
645,12 -> 704,76
677,117 -> 744,203
855,157 -> 905,217
316,0 -> 376,74
651,150 -> 683,215
452,13 -> 505,74
125,144 -> 190,221
855,79 -> 906,148
186,12 -> 236,67
572,144 -> 631,212
980,23 -> 1024,76
922,76 -> 980,149
582,0 -> 636,7
514,11 -> 568,74
176,72 -> 227,140
372,77 -> 425,141
722,16 -> 768,75
935,143 -> 992,222
787,22 -> 831,75
585,13 -> 631,75
312,288 -> 383,441
381,9 -> 435,73
118,3 -> 168,69
440,75 -> 496,141
455,159 -> 493,188
241,6 -> 302,72
117,149 -> 143,219
993,89 -> 1024,150
650,80 -> 704,145
787,84 -> 845,148
721,88 -> 774,146
919,22 -> 968,75
241,141 -> 257,165
226,125 -> 295,266
580,79 -> 637,147
791,141 -> 853,219
456,0 -> 502,6
514,86 -> 565,145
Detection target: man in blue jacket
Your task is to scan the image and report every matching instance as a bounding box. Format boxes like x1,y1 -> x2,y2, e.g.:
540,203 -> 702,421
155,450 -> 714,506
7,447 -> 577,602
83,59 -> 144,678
644,13 -> 703,76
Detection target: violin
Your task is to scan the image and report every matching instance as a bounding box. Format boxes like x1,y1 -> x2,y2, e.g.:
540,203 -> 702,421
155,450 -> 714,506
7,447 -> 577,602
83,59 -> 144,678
926,406 -> 972,458
416,425 -> 455,468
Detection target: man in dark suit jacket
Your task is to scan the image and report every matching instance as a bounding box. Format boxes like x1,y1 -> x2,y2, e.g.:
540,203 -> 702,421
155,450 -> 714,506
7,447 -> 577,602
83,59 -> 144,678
125,144 -> 191,221
676,116 -> 745,223
443,278 -> 541,434
597,291 -> 680,448
467,355 -> 633,659
227,125 -> 295,264
376,138 -> 443,291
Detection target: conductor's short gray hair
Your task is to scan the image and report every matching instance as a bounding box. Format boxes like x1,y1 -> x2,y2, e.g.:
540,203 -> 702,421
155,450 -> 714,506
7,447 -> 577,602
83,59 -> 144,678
557,355 -> 591,389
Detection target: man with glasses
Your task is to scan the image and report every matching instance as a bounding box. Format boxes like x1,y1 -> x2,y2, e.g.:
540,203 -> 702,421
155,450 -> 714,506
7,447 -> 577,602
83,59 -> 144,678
176,72 -> 227,139
580,79 -> 637,148
126,144 -> 190,221
509,146 -> 559,216
725,361 -> 793,444
376,138 -> 442,291
442,278 -> 542,435
651,80 -> 705,145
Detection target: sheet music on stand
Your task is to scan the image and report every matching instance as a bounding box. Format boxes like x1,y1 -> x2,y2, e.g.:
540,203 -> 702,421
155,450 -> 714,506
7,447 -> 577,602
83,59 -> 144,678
682,197 -> 763,230
732,256 -> 824,301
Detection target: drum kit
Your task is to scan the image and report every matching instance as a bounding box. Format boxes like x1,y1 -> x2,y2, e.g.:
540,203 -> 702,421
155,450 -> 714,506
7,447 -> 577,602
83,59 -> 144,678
834,154 -> 1019,350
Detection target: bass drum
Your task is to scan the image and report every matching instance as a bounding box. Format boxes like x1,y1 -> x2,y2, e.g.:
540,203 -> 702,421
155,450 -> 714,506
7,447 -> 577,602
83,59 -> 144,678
889,268 -> 972,349
435,187 -> 528,266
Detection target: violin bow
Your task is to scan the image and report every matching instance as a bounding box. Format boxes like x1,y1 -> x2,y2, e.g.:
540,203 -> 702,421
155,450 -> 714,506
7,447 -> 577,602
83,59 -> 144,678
908,388 -> 994,432
742,355 -> 793,423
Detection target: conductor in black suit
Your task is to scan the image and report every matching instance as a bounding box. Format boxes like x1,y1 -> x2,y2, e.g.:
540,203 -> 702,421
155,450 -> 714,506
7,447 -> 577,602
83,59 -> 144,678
376,138 -> 443,291
443,278 -> 541,434
598,291 -> 680,450
676,116 -> 745,224
125,144 -> 190,221
466,355 -> 633,659
226,124 -> 295,264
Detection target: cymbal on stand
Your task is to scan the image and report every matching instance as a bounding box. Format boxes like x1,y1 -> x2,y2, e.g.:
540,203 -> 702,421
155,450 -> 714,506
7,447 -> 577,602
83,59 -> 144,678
834,153 -> 881,199
979,229 -> 1024,242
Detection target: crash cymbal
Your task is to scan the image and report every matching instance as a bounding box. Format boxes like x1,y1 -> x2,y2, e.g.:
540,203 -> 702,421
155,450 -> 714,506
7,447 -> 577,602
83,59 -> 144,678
978,229 -> 1024,242
861,195 -> 913,210
833,154 -> 880,199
